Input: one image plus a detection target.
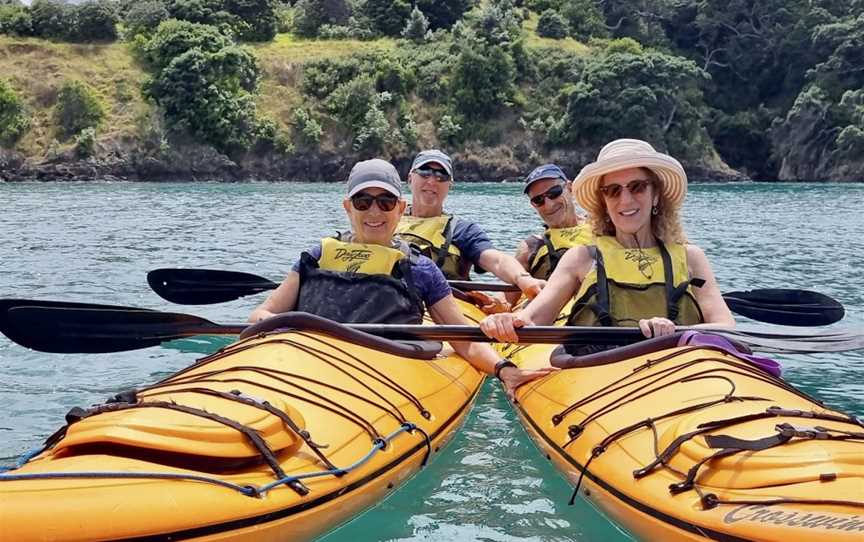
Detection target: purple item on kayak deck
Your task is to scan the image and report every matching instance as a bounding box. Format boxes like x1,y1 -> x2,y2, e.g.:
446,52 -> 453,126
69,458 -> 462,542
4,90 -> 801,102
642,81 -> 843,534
678,331 -> 782,377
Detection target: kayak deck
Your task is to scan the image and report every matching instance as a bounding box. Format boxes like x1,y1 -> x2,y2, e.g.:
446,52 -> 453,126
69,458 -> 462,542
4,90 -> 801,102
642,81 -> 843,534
1,316 -> 485,542
505,341 -> 864,541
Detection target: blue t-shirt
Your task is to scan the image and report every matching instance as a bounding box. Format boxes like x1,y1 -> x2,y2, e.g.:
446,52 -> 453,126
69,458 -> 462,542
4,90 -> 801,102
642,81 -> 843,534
292,244 -> 452,307
451,218 -> 495,267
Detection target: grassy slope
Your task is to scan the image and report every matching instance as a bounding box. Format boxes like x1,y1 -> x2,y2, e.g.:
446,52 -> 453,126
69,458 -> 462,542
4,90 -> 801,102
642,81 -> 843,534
1,17 -> 586,159
0,36 -> 149,156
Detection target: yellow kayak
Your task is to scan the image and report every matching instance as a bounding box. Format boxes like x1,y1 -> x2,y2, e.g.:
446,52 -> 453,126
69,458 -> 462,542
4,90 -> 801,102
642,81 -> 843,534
0,306 -> 485,541
502,336 -> 864,541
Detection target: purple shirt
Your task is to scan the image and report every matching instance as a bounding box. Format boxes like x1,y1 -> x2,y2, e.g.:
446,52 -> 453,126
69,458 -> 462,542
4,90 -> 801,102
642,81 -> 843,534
292,244 -> 452,307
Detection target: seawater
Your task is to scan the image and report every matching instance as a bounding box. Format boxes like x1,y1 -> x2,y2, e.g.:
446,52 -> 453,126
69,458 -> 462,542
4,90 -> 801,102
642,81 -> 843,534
1,181 -> 862,541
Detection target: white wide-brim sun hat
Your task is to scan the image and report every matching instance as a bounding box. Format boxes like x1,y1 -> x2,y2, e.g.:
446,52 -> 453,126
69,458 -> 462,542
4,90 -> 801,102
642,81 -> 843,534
573,139 -> 687,212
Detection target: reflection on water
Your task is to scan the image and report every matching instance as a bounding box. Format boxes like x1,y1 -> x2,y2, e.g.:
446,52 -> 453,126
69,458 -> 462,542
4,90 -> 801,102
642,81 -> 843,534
1,181 -> 861,541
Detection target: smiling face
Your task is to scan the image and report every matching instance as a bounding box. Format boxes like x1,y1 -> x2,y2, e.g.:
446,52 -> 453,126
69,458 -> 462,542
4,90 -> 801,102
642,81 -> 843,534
599,167 -> 658,240
526,178 -> 576,228
343,187 -> 408,245
408,161 -> 451,217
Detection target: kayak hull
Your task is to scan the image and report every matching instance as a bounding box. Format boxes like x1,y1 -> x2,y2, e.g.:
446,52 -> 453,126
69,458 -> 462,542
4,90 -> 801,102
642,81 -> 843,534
503,341 -> 864,542
1,308 -> 486,542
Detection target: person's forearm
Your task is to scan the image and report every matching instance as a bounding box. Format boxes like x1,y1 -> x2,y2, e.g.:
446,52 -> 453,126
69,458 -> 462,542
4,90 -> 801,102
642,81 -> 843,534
451,341 -> 500,374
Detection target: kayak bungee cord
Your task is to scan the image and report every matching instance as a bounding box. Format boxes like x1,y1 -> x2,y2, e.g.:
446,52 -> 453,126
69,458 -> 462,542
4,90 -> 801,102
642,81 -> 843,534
1,331 -> 437,500
549,347 -> 864,511
0,423 -> 428,499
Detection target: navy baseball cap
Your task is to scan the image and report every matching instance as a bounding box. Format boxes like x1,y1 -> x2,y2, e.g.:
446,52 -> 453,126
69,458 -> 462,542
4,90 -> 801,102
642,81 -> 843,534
524,164 -> 568,193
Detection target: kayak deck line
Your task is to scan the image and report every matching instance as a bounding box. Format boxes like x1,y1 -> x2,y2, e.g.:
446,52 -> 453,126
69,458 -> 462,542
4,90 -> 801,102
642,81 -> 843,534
506,339 -> 864,541
0,422 -> 427,499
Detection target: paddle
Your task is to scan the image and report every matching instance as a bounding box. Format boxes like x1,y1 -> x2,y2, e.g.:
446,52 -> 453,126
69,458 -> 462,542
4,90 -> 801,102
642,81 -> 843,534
146,268 -> 845,327
1,300 -> 861,355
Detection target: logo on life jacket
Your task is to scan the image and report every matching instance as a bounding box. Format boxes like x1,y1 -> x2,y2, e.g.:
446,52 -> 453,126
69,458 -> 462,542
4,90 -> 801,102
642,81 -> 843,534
623,249 -> 657,279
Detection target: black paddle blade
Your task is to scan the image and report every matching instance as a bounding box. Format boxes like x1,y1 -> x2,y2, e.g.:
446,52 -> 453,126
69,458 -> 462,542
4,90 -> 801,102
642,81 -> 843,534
1,305 -> 241,354
723,289 -> 844,326
147,268 -> 279,305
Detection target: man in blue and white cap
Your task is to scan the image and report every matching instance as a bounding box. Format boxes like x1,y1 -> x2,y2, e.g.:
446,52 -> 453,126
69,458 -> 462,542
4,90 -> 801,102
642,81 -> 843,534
396,149 -> 547,304
510,164 -> 590,294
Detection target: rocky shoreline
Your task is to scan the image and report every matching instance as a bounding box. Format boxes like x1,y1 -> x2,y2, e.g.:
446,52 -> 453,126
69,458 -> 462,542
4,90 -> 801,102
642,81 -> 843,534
1,142 -> 753,183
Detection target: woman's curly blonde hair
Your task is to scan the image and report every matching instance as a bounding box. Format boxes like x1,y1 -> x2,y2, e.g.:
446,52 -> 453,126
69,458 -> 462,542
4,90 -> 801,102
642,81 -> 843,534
585,168 -> 688,244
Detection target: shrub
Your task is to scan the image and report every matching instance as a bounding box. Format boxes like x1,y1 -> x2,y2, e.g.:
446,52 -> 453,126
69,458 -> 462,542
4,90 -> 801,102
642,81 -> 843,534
353,105 -> 389,151
536,9 -> 567,39
54,80 -> 105,139
560,0 -> 607,39
450,43 -> 516,119
291,107 -> 322,146
438,113 -> 461,143
224,0 -> 278,41
142,19 -> 232,72
74,126 -> 97,157
292,0 -> 350,37
0,79 -> 30,147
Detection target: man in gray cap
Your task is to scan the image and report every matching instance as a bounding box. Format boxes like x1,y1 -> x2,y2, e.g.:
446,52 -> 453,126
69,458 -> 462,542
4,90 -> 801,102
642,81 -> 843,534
396,149 -> 546,305
250,158 -> 557,396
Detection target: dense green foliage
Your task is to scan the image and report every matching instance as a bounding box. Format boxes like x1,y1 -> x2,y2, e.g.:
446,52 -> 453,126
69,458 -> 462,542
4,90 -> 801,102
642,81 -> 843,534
2,0 -> 859,179
0,79 -> 30,147
54,80 -> 105,139
142,20 -> 271,155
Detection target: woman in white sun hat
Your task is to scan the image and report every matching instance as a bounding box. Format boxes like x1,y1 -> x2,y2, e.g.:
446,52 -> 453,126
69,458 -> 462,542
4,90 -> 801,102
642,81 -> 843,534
480,139 -> 735,353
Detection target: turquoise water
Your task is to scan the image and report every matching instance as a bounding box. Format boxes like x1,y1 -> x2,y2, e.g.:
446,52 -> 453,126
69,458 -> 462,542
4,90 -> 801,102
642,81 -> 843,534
1,181 -> 862,541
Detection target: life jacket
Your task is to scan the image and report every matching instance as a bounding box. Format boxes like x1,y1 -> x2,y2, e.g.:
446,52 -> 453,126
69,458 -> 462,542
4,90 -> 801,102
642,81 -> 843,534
296,235 -> 425,325
396,213 -> 470,280
565,236 -> 704,354
526,223 -> 593,279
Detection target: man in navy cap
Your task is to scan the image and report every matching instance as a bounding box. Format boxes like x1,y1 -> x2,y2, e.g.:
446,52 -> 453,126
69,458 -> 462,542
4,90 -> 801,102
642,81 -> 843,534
506,164 -> 590,305
396,149 -> 546,304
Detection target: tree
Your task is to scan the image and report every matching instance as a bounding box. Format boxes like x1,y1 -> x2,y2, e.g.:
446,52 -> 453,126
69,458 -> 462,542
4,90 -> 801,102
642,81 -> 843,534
402,6 -> 428,42
536,9 -> 567,39
224,0 -> 278,41
124,1 -> 170,37
72,0 -> 119,42
292,0 -> 350,37
451,42 -> 516,119
560,0 -> 606,39
415,0 -> 473,31
558,50 -> 710,158
0,2 -> 33,36
29,0 -> 72,39
364,0 -> 411,37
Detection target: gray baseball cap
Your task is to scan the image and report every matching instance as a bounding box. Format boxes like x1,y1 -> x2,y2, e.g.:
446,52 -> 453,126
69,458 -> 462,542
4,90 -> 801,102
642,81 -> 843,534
411,149 -> 454,179
347,159 -> 403,197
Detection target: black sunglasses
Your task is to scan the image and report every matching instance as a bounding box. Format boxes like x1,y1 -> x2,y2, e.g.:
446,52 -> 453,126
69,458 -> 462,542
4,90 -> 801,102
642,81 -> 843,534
598,179 -> 652,199
351,192 -> 399,212
529,184 -> 565,207
415,167 -> 451,182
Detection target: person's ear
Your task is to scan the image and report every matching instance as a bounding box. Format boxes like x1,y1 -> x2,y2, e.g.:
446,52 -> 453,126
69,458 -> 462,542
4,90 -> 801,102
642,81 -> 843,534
342,198 -> 351,213
397,199 -> 407,214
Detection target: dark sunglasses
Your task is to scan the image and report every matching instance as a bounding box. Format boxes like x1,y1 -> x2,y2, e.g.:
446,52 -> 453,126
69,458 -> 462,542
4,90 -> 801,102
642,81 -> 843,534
351,192 -> 399,212
598,179 -> 652,199
415,167 -> 451,182
529,184 -> 565,207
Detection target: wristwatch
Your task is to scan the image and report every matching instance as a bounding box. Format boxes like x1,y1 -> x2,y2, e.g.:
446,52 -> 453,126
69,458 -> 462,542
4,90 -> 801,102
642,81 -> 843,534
494,359 -> 518,380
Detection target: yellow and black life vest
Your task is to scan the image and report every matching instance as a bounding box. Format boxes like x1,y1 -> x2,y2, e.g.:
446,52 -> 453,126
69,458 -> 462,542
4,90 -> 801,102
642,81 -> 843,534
296,235 -> 425,324
567,236 -> 704,329
396,214 -> 469,280
526,223 -> 593,279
